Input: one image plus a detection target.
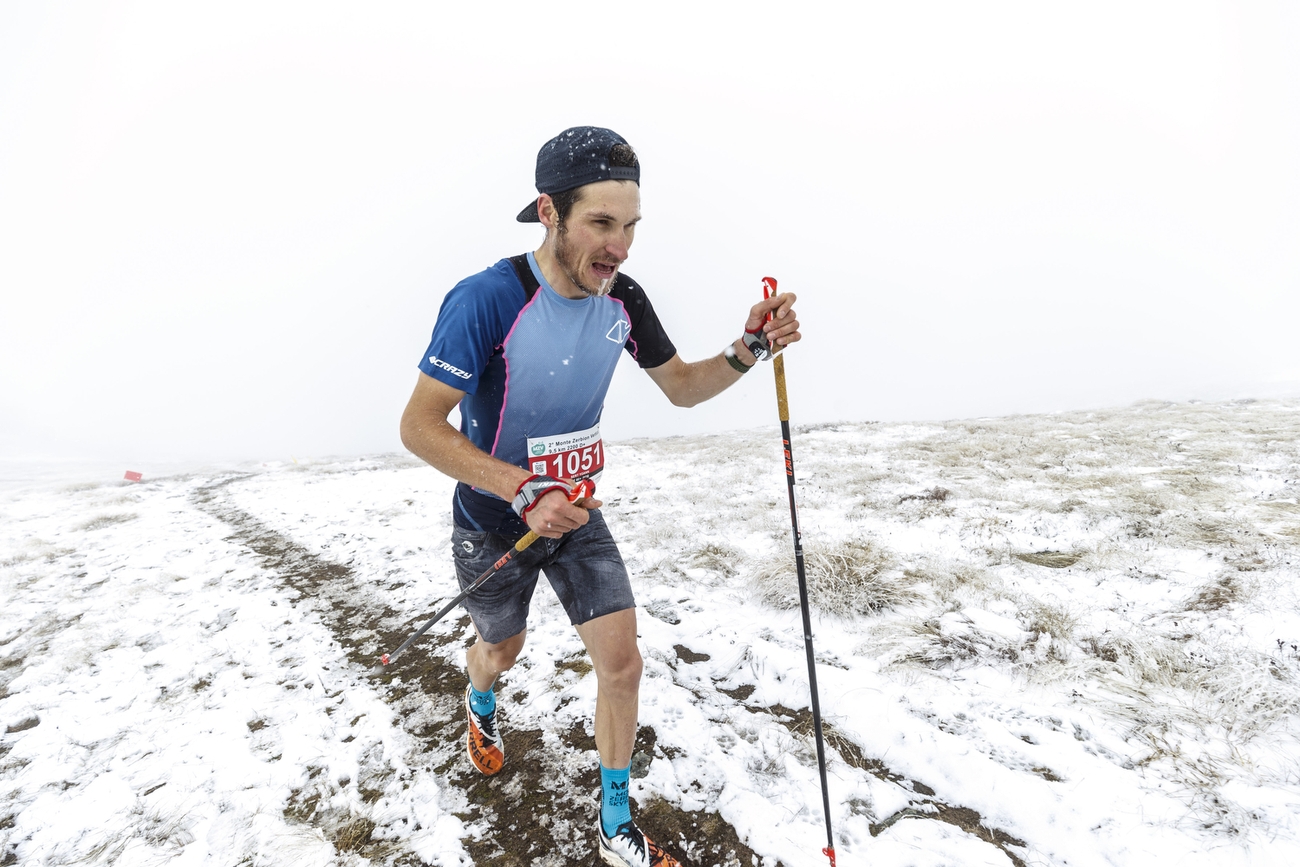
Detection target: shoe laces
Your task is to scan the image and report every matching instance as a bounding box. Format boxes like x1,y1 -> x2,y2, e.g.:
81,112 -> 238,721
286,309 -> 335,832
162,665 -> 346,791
612,821 -> 646,860
467,690 -> 499,738
471,706 -> 497,740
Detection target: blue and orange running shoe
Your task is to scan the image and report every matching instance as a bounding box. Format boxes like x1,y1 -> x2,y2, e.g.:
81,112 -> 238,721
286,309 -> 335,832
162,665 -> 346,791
464,686 -> 503,775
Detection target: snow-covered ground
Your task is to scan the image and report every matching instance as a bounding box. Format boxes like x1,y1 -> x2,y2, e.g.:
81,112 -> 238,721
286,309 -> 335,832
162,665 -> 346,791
3,399 -> 1299,866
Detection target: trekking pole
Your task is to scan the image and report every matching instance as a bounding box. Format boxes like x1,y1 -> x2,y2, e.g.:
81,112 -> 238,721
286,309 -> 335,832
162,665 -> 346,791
762,276 -> 837,867
374,479 -> 594,673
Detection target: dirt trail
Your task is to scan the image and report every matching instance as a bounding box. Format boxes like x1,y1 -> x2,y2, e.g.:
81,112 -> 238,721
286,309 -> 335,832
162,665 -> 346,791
194,477 -> 761,865
195,475 -> 1029,866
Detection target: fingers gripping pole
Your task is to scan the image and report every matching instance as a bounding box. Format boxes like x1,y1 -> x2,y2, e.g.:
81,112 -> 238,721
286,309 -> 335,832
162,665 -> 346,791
376,480 -> 594,671
763,276 -> 836,867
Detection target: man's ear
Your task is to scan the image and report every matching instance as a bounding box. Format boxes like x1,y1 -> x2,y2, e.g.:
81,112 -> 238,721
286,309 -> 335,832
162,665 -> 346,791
537,194 -> 558,230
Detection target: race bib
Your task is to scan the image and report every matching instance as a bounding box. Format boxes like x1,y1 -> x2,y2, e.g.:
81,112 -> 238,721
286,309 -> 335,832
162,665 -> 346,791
527,424 -> 604,483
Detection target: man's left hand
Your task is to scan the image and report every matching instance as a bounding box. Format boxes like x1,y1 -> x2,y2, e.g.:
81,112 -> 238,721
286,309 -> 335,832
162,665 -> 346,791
741,292 -> 800,362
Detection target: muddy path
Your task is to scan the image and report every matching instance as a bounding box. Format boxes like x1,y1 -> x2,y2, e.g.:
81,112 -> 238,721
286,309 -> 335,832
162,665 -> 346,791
194,475 -> 1029,866
194,477 -> 760,865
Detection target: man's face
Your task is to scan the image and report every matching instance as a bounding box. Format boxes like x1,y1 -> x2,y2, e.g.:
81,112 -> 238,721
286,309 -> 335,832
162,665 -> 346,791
549,180 -> 641,298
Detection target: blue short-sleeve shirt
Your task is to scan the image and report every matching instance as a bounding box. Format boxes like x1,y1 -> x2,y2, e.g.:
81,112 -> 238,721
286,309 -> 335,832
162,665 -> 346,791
418,253 -> 676,533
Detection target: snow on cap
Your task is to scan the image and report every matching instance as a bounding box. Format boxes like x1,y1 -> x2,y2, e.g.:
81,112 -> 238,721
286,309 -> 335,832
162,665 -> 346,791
516,126 -> 639,223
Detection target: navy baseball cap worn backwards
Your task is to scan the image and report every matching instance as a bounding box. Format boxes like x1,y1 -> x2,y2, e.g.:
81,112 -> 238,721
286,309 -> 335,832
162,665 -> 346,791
516,126 -> 639,223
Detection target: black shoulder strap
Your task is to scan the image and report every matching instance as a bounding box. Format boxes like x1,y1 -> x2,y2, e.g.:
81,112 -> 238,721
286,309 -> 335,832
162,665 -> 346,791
507,254 -> 540,301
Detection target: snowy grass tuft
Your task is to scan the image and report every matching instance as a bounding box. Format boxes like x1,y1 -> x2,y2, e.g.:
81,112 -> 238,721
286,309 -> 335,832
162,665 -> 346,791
75,512 -> 138,532
751,537 -> 915,616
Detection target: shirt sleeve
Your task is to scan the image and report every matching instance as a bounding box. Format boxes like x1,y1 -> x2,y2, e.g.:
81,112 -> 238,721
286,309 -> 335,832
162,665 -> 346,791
417,264 -> 526,393
610,274 -> 678,369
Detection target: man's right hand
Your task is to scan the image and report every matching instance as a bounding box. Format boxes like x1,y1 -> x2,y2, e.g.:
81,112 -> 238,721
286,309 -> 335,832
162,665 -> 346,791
513,476 -> 602,539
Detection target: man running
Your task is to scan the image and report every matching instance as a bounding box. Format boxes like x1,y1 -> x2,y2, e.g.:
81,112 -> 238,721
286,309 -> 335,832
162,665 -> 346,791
400,126 -> 800,866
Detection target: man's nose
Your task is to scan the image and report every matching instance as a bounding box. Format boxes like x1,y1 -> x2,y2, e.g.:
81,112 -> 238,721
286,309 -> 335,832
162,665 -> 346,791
606,232 -> 631,261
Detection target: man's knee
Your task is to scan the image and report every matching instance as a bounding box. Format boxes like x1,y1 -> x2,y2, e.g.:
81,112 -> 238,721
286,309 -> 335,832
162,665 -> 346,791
474,631 -> 526,673
596,643 -> 643,692
484,645 -> 521,671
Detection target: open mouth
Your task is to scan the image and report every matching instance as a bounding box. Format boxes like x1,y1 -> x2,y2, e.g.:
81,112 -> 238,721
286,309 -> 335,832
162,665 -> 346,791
592,262 -> 618,280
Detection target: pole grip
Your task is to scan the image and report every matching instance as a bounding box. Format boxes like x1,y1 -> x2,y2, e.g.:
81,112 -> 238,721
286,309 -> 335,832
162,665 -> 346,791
773,353 -> 790,422
763,277 -> 791,422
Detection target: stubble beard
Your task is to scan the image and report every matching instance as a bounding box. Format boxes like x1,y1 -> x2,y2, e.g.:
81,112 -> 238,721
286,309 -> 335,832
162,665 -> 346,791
555,225 -> 617,298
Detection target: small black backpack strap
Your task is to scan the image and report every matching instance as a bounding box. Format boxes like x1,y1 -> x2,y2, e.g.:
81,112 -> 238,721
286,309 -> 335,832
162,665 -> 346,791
507,254 -> 540,301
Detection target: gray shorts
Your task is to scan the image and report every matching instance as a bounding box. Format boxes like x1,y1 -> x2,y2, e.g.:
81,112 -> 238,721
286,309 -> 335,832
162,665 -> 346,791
450,510 -> 635,645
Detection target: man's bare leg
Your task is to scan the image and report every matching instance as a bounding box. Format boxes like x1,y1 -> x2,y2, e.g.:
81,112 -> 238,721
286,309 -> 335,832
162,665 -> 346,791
580,609 -> 683,865
575,609 -> 642,768
463,626 -> 526,776
467,626 -> 527,691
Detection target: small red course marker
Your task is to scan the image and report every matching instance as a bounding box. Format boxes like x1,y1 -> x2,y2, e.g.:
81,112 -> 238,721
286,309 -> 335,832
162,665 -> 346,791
124,471 -> 143,482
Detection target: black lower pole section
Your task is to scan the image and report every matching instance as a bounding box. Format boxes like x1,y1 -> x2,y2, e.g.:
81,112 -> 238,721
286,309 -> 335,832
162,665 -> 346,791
780,420 -> 837,864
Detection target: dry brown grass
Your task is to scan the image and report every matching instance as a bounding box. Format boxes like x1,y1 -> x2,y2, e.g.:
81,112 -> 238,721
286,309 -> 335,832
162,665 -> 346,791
75,513 -> 138,532
1013,550 -> 1083,568
751,537 -> 915,615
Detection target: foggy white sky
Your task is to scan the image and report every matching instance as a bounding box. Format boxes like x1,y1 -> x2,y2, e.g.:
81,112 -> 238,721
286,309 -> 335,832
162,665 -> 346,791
2,1 -> 1297,466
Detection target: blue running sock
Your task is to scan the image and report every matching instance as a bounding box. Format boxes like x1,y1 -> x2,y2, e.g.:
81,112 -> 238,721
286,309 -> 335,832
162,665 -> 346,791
600,763 -> 632,837
468,683 -> 495,716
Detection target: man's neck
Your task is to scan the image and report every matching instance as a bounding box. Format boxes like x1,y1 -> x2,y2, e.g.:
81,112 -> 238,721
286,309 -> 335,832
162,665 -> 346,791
532,242 -> 586,300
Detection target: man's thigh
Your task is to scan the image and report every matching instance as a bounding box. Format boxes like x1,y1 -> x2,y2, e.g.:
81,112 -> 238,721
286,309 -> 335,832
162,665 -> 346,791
450,525 -> 542,644
543,511 -> 635,627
